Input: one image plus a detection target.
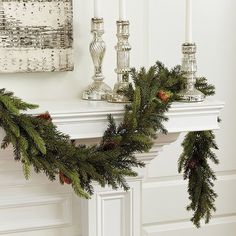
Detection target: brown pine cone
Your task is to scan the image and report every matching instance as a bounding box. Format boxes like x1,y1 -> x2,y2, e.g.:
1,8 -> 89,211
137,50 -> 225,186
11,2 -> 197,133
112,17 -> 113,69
157,90 -> 171,102
59,171 -> 72,185
36,111 -> 52,122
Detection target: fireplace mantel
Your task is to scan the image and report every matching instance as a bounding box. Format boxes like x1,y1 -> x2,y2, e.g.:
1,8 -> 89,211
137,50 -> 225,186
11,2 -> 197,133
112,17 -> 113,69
31,99 -> 224,140
0,99 -> 224,236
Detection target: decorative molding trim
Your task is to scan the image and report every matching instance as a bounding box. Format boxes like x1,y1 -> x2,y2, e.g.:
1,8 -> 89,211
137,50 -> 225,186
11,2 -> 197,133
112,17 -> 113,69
142,214 -> 236,235
0,193 -> 72,235
96,190 -> 133,236
136,133 -> 180,165
29,99 -> 224,139
80,180 -> 142,236
143,169 -> 236,188
142,169 -> 236,229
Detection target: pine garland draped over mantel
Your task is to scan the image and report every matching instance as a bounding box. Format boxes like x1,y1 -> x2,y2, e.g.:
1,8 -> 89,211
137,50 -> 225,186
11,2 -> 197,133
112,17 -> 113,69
0,61 -> 219,228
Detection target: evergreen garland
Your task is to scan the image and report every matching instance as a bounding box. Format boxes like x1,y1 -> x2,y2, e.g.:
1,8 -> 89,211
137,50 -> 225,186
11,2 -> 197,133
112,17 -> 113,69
0,61 -> 219,227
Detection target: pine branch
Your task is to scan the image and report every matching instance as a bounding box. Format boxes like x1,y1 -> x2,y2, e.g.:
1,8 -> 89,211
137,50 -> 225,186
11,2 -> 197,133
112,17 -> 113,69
196,77 -> 215,96
178,131 -> 219,228
0,89 -> 38,111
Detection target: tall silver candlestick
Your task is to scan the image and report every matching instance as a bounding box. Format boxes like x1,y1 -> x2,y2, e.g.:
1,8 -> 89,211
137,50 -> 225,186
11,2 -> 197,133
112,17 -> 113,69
179,43 -> 205,102
82,18 -> 112,101
107,20 -> 131,103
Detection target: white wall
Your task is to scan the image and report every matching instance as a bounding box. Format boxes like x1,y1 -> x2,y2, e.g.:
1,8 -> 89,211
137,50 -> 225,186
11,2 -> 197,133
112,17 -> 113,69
146,0 -> 236,189
0,0 -> 235,235
143,0 -> 236,235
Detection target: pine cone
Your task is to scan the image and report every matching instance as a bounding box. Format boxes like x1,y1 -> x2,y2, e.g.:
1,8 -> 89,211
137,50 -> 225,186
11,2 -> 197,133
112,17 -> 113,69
59,171 -> 72,185
36,111 -> 52,122
102,141 -> 117,151
157,90 -> 171,102
187,159 -> 199,170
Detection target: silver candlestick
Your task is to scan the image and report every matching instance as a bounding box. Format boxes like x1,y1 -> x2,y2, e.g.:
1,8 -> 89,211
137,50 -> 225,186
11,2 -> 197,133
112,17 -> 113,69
178,43 -> 205,102
82,18 -> 112,101
107,20 -> 131,103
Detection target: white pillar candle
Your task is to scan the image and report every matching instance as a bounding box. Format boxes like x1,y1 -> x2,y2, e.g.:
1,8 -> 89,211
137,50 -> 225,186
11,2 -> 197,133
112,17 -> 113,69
119,0 -> 127,21
94,0 -> 101,18
185,0 -> 193,43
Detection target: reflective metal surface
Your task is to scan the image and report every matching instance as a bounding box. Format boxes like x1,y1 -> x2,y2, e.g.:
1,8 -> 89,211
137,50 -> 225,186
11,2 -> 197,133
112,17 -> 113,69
179,43 -> 205,102
107,20 -> 131,103
82,18 -> 112,101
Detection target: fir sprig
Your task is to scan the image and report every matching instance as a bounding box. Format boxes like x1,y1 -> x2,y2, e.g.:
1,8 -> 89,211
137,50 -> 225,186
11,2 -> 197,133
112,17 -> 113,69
178,131 -> 219,228
196,77 -> 216,96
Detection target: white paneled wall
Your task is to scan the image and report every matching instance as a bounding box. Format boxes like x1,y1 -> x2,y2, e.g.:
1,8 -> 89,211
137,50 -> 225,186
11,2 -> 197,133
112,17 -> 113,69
0,147 -> 75,236
0,0 -> 235,236
143,1 -> 236,235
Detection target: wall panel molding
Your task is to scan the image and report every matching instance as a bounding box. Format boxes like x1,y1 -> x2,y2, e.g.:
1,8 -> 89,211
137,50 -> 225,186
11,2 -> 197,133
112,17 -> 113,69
80,180 -> 142,236
142,170 -> 236,226
0,194 -> 72,235
142,214 -> 236,236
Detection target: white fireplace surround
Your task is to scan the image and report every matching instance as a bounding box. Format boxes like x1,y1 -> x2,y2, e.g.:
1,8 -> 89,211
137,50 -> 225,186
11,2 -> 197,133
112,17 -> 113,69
0,99 -> 224,236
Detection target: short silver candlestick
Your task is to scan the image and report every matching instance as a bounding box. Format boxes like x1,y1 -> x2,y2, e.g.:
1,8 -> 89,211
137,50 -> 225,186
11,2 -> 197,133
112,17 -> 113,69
82,18 -> 112,101
178,43 -> 205,102
107,20 -> 131,103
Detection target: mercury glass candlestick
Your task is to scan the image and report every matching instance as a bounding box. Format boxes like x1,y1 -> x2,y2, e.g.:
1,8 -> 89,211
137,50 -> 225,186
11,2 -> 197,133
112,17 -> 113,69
107,20 -> 131,103
178,43 -> 205,102
82,18 -> 112,101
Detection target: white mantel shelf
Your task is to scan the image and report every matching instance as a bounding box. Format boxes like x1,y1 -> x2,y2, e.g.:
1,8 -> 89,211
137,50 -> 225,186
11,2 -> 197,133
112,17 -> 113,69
31,99 -> 224,140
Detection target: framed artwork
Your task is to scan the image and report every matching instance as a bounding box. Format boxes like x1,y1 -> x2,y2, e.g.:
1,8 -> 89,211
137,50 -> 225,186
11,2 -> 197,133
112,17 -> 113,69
0,0 -> 73,73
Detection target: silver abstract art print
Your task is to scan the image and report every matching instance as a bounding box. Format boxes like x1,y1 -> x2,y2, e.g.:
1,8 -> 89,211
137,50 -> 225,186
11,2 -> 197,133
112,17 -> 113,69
0,0 -> 73,73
